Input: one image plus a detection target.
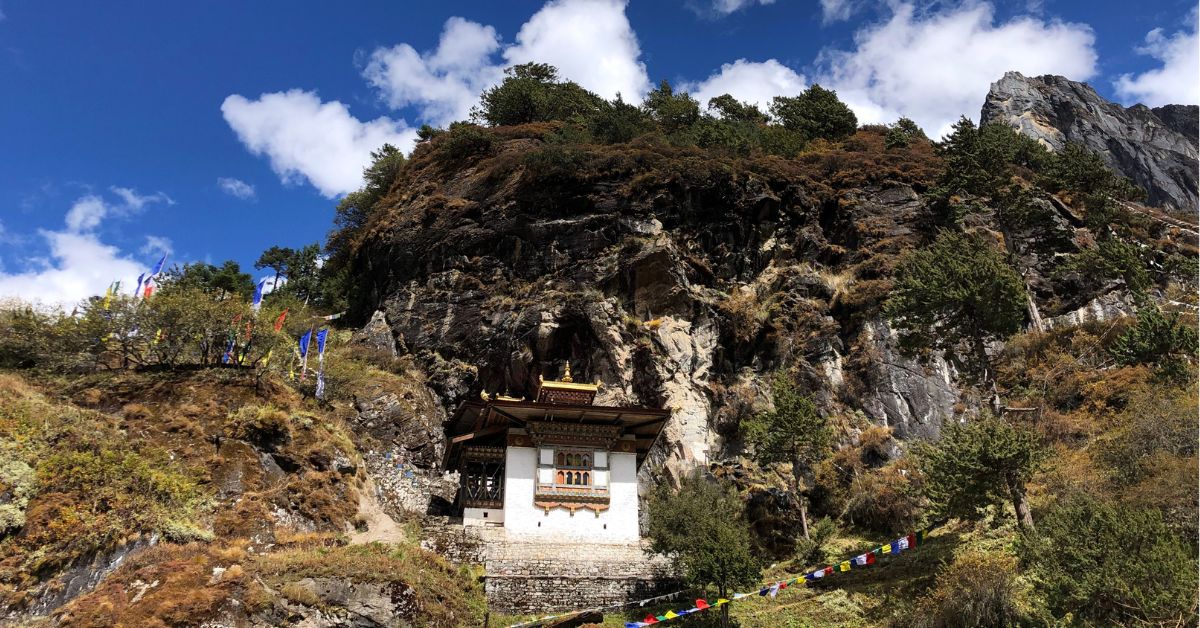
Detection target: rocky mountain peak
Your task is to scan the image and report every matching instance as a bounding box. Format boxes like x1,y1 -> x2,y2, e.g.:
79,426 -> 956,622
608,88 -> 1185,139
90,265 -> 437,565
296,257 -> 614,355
981,71 -> 1198,214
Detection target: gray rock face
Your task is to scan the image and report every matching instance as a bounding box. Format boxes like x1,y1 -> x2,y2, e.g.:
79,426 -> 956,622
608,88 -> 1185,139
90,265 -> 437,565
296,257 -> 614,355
981,71 -> 1198,214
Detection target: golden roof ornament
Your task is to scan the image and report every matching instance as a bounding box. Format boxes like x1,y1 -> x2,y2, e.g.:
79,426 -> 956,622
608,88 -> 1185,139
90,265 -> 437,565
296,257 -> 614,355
562,361 -> 573,382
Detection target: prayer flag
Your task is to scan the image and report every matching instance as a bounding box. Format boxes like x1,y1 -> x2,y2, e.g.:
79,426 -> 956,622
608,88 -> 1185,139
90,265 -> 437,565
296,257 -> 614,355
839,561 -> 852,572
143,278 -> 154,298
642,616 -> 658,625
315,369 -> 326,399
274,308 -> 289,331
625,623 -> 643,628
758,587 -> 769,596
316,328 -> 328,355
716,599 -> 729,606
823,566 -> 834,576
150,253 -> 167,276
906,533 -> 917,548
252,279 -> 266,310
135,273 -> 146,297
663,611 -> 679,619
299,330 -> 312,358
891,540 -> 903,554
769,583 -> 780,597
917,530 -> 927,544
812,569 -> 824,579
805,572 -> 817,581
881,544 -> 891,554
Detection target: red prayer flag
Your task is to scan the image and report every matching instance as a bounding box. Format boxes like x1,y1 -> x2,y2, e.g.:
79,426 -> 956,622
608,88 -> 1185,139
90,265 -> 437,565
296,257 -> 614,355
274,308 -> 289,331
695,599 -> 709,610
907,533 -> 917,548
823,566 -> 834,576
779,581 -> 788,589
867,551 -> 877,565
643,615 -> 659,624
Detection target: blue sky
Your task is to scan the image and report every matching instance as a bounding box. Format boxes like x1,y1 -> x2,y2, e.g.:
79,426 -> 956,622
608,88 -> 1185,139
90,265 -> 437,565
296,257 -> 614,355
0,0 -> 1196,306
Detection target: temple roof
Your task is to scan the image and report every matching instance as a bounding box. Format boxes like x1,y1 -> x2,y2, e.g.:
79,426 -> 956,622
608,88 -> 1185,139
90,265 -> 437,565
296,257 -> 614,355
443,397 -> 671,470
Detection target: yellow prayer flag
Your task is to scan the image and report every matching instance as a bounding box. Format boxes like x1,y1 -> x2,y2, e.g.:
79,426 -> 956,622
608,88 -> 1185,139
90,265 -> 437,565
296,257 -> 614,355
716,598 -> 729,606
839,561 -> 851,572
881,545 -> 891,554
664,611 -> 679,619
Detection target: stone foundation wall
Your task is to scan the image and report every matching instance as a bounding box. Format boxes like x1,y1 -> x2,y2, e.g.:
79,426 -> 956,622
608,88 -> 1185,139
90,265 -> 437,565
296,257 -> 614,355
482,540 -> 680,615
420,523 -> 682,615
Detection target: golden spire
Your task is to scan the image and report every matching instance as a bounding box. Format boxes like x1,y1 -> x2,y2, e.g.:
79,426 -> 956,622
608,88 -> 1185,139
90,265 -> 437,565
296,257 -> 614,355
562,361 -> 573,383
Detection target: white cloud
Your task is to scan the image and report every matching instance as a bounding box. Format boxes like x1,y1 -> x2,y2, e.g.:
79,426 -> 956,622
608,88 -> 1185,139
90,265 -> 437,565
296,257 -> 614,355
110,186 -> 174,210
221,89 -> 417,198
0,190 -> 173,308
64,195 -> 109,232
680,59 -> 806,110
362,17 -> 503,126
217,177 -> 257,200
820,0 -> 859,23
1113,13 -> 1199,106
707,0 -> 775,16
140,235 -> 173,257
503,0 -> 650,100
815,2 -> 1098,137
62,186 -> 172,232
227,0 -> 650,198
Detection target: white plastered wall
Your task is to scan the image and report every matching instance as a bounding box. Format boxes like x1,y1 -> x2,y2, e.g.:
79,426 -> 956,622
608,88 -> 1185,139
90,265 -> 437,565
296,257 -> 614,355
502,445 -> 640,543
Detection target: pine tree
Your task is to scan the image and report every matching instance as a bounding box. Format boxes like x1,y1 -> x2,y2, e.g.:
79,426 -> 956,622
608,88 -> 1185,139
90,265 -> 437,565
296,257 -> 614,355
743,374 -> 828,539
884,230 -> 1026,400
915,413 -> 1046,529
645,473 -> 761,627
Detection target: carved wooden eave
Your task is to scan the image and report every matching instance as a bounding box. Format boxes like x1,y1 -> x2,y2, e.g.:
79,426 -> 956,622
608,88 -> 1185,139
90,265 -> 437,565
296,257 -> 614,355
527,420 -> 622,449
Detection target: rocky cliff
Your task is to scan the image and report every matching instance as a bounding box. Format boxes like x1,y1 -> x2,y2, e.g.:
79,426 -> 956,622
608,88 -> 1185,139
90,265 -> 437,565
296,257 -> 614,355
345,123 -> 1158,488
981,71 -> 1199,214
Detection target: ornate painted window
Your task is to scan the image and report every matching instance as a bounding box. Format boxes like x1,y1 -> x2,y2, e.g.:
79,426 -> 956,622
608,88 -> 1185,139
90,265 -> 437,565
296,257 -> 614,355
535,446 -> 610,513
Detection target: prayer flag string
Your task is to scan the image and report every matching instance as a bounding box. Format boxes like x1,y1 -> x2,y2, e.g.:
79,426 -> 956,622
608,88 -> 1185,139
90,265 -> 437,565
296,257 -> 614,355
505,523 -> 942,628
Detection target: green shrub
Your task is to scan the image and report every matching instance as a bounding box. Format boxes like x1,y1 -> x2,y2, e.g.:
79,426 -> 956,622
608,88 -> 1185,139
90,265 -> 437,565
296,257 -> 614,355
1017,496 -> 1197,625
913,549 -> 1031,628
842,462 -> 924,534
0,456 -> 35,536
437,123 -> 495,162
1108,305 -> 1197,381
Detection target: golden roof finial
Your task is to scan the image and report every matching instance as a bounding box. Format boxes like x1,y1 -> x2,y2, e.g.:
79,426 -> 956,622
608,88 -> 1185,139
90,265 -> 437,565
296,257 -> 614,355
562,360 -> 573,383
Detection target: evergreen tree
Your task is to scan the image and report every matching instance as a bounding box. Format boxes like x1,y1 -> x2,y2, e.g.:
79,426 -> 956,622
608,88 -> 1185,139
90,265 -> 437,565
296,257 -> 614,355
642,80 -> 701,135
769,84 -> 857,141
475,63 -> 604,127
743,374 -> 828,539
1017,496 -> 1197,624
707,94 -> 769,124
254,245 -> 293,290
1109,305 -> 1197,381
884,117 -> 926,149
646,473 -> 761,627
884,230 -> 1026,395
916,413 -> 1046,529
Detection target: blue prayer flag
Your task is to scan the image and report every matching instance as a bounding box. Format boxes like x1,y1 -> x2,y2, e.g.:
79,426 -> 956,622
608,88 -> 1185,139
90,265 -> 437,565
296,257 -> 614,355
316,328 -> 328,355
298,330 -> 312,358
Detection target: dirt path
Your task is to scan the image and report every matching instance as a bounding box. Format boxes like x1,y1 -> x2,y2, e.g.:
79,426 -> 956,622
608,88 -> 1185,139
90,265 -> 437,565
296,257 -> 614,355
350,476 -> 408,545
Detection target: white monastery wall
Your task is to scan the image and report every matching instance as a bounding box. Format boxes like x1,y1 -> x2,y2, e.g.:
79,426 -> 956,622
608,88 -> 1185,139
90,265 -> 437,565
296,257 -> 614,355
502,445 -> 640,543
